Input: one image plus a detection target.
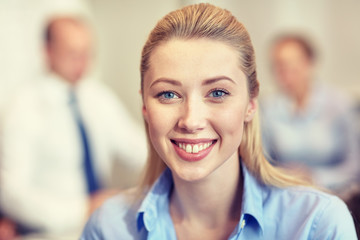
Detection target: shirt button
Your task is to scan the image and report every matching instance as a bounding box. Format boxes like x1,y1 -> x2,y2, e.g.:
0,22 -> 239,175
240,219 -> 246,229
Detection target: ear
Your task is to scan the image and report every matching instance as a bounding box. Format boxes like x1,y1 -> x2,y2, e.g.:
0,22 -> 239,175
140,89 -> 149,122
44,45 -> 51,63
244,98 -> 257,122
142,104 -> 149,123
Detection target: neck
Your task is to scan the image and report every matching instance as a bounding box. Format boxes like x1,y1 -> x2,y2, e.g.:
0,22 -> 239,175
293,83 -> 310,112
170,153 -> 242,228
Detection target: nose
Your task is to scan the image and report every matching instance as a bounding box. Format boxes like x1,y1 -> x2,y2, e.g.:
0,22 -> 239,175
177,98 -> 207,133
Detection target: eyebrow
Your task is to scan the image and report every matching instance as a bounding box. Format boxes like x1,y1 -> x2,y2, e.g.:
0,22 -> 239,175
150,78 -> 182,88
149,75 -> 236,88
202,76 -> 236,85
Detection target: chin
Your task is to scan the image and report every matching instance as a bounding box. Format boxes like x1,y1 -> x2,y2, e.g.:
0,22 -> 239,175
170,164 -> 213,183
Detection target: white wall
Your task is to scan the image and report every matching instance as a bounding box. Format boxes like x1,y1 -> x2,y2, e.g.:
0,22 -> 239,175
88,0 -> 180,122
1,0 -> 359,121
181,0 -> 360,99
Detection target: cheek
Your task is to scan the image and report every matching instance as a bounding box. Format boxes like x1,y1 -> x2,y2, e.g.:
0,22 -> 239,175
145,103 -> 178,147
211,101 -> 246,145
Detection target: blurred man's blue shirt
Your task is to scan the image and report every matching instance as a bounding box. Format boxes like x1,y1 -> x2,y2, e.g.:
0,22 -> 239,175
261,84 -> 359,192
81,165 -> 356,239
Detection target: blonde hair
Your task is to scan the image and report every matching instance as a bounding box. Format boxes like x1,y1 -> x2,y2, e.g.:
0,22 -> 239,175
138,3 -> 310,194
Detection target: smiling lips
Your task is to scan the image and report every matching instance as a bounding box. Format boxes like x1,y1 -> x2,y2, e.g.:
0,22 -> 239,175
178,142 -> 213,153
171,139 -> 216,161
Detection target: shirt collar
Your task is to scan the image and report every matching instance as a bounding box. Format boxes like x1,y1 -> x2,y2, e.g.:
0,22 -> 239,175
241,165 -> 264,235
137,168 -> 173,232
276,83 -> 324,119
136,165 -> 265,235
46,72 -> 92,105
47,72 -> 73,90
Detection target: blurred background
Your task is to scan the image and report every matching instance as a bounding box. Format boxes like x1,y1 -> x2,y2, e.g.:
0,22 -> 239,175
1,0 -> 359,122
0,0 -> 359,239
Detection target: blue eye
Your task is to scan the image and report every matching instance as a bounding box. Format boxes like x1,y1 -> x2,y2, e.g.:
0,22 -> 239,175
162,92 -> 176,99
156,91 -> 180,102
210,90 -> 227,98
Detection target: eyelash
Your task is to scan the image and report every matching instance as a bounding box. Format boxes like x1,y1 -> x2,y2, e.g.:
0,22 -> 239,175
156,91 -> 180,102
155,88 -> 230,103
207,88 -> 230,100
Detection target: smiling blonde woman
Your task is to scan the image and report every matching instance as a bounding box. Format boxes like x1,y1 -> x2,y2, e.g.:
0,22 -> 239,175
81,3 -> 356,240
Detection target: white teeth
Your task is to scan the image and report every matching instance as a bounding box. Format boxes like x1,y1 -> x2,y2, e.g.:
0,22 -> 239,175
177,141 -> 213,154
185,144 -> 192,153
193,145 -> 199,153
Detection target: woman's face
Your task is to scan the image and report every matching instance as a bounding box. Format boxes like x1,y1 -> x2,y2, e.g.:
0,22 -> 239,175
142,39 -> 256,182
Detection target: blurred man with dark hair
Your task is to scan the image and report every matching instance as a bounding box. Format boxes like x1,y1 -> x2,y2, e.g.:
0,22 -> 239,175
261,34 -> 359,195
0,16 -> 146,238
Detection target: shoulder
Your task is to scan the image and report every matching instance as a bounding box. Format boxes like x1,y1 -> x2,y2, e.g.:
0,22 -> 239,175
79,80 -> 129,112
259,93 -> 283,112
307,191 -> 357,239
9,80 -> 45,106
81,189 -> 142,240
4,74 -> 72,113
263,186 -> 356,239
316,84 -> 355,113
259,93 -> 289,122
80,80 -> 117,101
1,80 -> 48,127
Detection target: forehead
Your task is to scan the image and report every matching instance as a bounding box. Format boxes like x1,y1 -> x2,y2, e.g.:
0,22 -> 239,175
51,21 -> 91,47
273,40 -> 308,59
146,38 -> 242,82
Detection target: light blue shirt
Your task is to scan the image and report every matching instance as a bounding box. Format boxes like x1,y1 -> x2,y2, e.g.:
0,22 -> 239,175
260,84 -> 359,192
81,166 -> 357,239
